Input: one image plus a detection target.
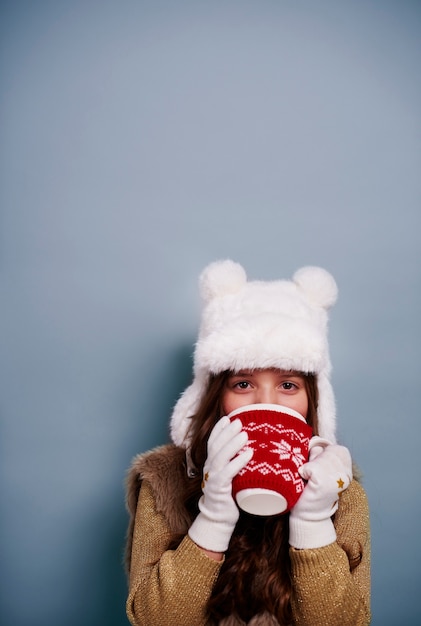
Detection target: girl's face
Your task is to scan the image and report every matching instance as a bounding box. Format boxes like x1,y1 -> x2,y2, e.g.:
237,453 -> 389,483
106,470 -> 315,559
221,368 -> 309,419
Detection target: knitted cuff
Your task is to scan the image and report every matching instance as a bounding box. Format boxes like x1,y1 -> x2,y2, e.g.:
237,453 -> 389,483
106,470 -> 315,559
289,516 -> 337,549
188,512 -> 234,553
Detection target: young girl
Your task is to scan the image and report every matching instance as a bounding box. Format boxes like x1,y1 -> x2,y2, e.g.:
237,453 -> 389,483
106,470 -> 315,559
125,260 -> 371,626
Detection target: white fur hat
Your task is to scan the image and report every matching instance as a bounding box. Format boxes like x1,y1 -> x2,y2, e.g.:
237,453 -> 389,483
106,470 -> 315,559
170,260 -> 338,447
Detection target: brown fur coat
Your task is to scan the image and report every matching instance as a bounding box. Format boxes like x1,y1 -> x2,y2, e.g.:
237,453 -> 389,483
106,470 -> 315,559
125,444 -> 191,575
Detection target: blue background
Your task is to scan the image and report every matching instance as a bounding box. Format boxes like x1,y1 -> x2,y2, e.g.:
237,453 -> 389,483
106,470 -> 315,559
1,1 -> 420,624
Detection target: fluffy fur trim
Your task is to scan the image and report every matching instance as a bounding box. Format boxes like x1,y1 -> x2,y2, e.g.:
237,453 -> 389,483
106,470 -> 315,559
124,444 -> 191,574
170,261 -> 338,448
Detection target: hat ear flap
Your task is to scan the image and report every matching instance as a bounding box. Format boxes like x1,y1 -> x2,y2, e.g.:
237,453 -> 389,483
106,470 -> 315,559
316,372 -> 337,443
293,266 -> 338,310
170,375 -> 207,447
199,260 -> 247,302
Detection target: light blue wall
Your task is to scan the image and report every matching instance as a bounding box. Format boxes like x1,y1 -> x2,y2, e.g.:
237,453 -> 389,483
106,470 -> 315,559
1,1 -> 420,624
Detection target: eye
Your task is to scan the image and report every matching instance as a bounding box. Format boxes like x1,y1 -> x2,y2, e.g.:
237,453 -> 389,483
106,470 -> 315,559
234,380 -> 251,390
281,381 -> 297,391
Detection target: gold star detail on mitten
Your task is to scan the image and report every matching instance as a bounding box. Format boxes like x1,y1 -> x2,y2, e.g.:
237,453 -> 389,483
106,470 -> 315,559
337,477 -> 345,490
201,472 -> 210,490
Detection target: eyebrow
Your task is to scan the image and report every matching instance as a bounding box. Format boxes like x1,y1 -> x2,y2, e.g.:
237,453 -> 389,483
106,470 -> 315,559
230,370 -> 253,377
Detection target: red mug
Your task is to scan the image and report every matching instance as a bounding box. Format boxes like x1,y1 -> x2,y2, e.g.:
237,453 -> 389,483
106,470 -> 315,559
229,403 -> 313,516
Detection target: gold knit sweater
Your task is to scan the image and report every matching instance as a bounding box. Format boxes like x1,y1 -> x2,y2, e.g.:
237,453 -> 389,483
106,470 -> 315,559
125,445 -> 371,626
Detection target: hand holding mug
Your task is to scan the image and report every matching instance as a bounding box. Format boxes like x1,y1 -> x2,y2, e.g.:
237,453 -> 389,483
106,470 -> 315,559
188,416 -> 253,552
289,439 -> 353,549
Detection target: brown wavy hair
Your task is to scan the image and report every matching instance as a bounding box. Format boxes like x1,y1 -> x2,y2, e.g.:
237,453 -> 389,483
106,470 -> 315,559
179,370 -> 319,624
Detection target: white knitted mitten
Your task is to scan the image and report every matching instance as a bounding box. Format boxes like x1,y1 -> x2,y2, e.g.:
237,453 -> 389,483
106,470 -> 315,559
188,415 -> 253,553
289,438 -> 353,549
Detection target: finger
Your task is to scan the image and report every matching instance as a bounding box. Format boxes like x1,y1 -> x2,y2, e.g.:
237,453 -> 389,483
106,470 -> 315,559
308,436 -> 331,461
208,418 -> 243,455
226,447 -> 253,479
211,430 -> 248,470
298,461 -> 313,481
309,445 -> 325,461
207,415 -> 231,447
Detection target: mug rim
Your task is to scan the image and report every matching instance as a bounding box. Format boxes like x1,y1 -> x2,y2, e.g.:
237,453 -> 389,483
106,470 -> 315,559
227,402 -> 306,423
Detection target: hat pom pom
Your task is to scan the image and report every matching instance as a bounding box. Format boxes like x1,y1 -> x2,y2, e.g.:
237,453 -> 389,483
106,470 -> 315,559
293,266 -> 338,309
199,259 -> 247,302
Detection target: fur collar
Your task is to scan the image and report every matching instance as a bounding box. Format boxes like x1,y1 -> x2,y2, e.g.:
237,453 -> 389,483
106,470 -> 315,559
125,444 -> 192,573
